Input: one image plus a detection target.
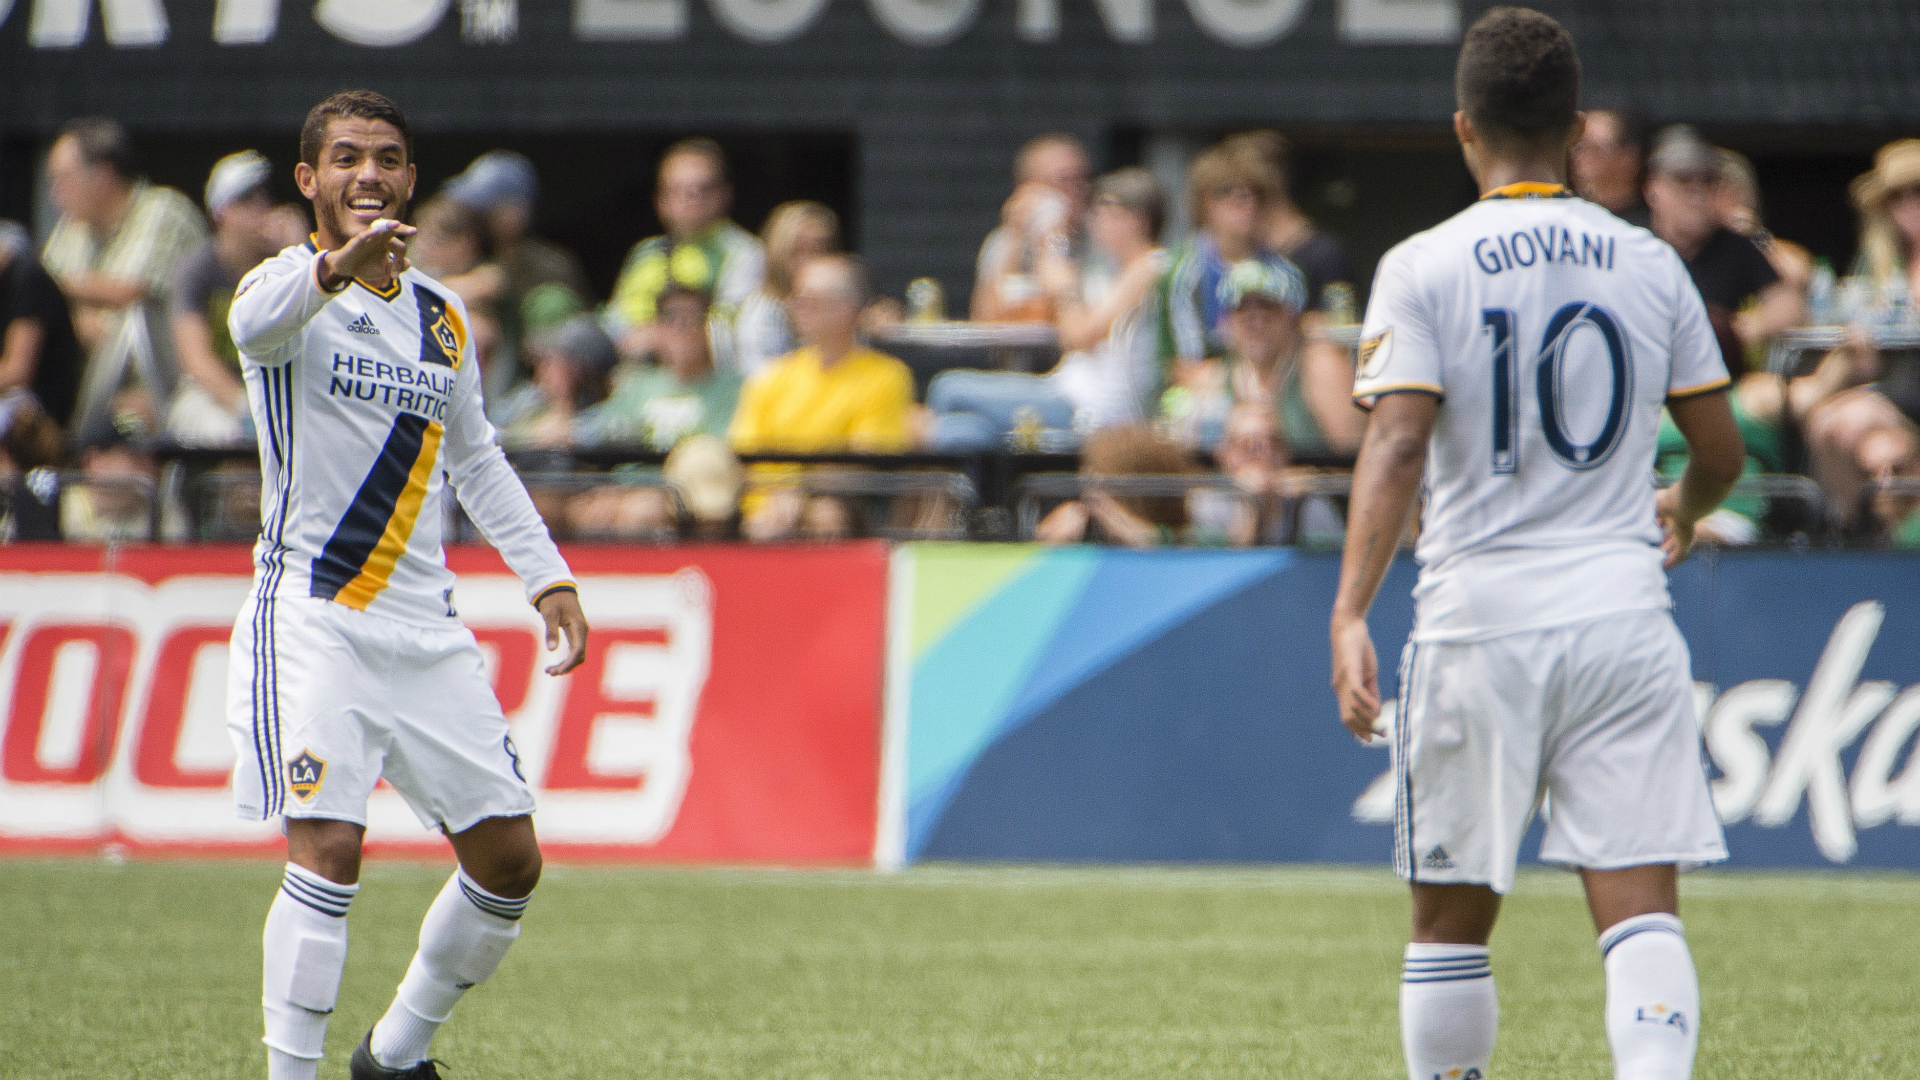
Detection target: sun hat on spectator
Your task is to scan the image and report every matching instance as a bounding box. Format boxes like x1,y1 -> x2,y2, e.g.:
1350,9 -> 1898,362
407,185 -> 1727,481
204,150 -> 271,217
531,314 -> 617,374
444,150 -> 538,212
1851,139 -> 1920,212
1216,257 -> 1306,312
663,434 -> 744,523
1646,125 -> 1720,179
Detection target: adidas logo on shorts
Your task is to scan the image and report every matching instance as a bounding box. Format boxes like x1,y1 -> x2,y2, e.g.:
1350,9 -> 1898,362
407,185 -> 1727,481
347,313 -> 380,335
1422,845 -> 1455,870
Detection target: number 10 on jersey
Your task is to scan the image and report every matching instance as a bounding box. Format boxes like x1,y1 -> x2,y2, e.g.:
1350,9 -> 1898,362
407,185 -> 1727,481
1482,301 -> 1634,475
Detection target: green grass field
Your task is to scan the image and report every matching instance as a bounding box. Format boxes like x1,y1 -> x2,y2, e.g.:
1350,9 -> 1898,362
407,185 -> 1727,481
5,860 -> 1916,1079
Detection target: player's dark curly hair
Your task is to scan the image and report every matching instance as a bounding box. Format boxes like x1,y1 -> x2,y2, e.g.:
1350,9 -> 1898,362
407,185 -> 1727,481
300,90 -> 413,167
1455,7 -> 1580,148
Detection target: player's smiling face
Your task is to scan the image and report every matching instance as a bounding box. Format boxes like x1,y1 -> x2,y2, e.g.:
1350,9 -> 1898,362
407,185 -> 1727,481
298,117 -> 416,248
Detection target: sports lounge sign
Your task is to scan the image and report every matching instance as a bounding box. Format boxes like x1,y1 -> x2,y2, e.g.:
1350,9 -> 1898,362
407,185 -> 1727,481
5,0 -> 1460,50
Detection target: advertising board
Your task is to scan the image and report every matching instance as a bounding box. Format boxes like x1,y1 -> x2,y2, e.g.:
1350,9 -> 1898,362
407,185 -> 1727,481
0,542 -> 886,861
882,544 -> 1920,872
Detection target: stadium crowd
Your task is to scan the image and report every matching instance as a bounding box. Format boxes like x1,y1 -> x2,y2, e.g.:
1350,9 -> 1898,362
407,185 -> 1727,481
4,115 -> 1920,547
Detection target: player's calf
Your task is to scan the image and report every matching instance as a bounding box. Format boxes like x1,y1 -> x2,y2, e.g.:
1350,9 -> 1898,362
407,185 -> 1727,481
1600,913 -> 1700,1080
364,816 -> 541,1073
263,862 -> 359,1080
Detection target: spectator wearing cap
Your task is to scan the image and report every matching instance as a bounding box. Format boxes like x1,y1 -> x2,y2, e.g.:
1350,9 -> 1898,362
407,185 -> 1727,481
166,150 -> 290,444
42,116 -> 208,441
1159,144 -> 1311,384
1571,107 -> 1652,226
1162,258 -> 1358,456
607,138 -> 766,368
489,314 -> 619,450
0,220 -> 84,431
1646,125 -> 1804,379
927,167 -> 1169,450
62,427 -> 159,542
972,133 -> 1094,322
597,285 -> 741,450
442,150 -> 591,395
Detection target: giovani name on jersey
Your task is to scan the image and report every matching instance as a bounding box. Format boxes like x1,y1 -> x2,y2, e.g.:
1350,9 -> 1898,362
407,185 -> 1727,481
1473,226 -> 1617,275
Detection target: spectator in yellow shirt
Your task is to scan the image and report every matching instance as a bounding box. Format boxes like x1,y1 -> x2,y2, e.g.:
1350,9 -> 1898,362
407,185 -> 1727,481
730,255 -> 914,454
730,255 -> 914,538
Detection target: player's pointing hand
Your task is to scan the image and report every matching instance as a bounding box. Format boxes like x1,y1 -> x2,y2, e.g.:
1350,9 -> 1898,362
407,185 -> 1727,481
318,217 -> 416,288
1330,612 -> 1382,744
538,589 -> 590,676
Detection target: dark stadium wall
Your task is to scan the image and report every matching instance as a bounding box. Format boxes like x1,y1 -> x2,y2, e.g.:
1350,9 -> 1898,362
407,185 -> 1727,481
2,0 -> 1915,305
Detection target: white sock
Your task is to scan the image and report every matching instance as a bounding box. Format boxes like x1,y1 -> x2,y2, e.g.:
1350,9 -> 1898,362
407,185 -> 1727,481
262,863 -> 358,1080
1400,942 -> 1497,1080
1600,913 -> 1700,1080
369,868 -> 528,1069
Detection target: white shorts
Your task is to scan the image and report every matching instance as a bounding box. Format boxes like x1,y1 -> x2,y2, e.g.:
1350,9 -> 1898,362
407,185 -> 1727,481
227,593 -> 535,833
1393,608 -> 1726,894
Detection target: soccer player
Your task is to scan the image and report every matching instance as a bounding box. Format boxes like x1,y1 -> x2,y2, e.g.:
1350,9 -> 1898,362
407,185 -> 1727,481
1329,10 -> 1746,1080
224,90 -> 590,1080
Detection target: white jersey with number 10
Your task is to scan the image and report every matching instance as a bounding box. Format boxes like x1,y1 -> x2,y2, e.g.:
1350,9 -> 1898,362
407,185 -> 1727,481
1352,185 -> 1729,645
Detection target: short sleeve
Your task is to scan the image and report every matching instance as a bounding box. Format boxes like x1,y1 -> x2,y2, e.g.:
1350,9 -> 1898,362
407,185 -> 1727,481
1668,262 -> 1733,400
1350,244 -> 1444,409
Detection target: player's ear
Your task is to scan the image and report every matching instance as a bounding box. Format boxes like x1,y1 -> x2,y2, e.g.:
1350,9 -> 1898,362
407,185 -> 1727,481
294,161 -> 318,200
405,162 -> 417,202
1566,112 -> 1588,154
1453,111 -> 1474,149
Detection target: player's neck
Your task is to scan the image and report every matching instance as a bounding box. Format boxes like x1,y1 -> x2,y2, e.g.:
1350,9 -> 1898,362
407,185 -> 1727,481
1472,159 -> 1569,198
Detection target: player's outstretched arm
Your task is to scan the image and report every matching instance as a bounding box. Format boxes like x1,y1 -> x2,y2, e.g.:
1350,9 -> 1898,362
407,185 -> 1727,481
227,219 -> 415,359
1330,392 -> 1436,742
1657,390 -> 1746,568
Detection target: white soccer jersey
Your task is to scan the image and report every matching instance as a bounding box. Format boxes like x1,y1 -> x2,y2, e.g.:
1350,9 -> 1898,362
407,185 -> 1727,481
1353,184 -> 1729,643
228,240 -> 573,626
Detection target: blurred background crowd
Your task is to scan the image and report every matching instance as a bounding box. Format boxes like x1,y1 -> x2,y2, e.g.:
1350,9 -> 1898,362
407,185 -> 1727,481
5,111 -> 1920,549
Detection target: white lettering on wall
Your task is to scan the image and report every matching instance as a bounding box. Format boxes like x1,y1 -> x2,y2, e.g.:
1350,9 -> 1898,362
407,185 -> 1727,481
707,0 -> 829,45
213,0 -> 276,43
1338,0 -> 1458,44
315,0 -> 450,46
867,0 -> 979,47
29,0 -> 169,48
1017,0 -> 1152,44
1704,678 -> 1796,824
1182,0 -> 1306,49
461,0 -> 516,43
574,0 -> 684,40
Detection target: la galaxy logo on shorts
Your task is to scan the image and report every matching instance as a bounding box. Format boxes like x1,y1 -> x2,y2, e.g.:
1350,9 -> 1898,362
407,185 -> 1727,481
287,751 -> 327,802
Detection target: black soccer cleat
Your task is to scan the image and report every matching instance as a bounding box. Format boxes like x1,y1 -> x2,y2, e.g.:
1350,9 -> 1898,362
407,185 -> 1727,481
350,1030 -> 444,1079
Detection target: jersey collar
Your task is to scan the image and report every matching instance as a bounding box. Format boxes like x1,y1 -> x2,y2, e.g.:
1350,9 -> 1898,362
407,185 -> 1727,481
1480,182 -> 1574,201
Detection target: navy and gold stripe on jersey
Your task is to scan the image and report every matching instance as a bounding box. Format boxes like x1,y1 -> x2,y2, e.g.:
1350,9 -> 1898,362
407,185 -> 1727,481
310,412 -> 445,610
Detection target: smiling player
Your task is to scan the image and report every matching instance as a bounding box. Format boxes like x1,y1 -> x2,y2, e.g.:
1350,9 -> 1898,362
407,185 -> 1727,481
225,90 -> 589,1080
1330,10 -> 1746,1080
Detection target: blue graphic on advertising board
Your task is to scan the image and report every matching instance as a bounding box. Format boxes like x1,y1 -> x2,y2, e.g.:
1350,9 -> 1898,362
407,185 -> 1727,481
895,547 -> 1920,870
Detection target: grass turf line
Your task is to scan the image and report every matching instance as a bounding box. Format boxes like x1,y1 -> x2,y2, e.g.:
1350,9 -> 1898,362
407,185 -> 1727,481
3,861 -> 1915,1078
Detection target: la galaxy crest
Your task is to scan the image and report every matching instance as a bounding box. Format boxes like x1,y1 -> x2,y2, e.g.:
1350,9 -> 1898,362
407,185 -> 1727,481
414,287 -> 463,369
288,751 -> 327,802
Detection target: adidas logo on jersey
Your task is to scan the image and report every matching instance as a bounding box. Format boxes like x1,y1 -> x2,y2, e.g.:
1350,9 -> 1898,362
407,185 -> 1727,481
346,313 -> 380,335
1422,845 -> 1455,870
